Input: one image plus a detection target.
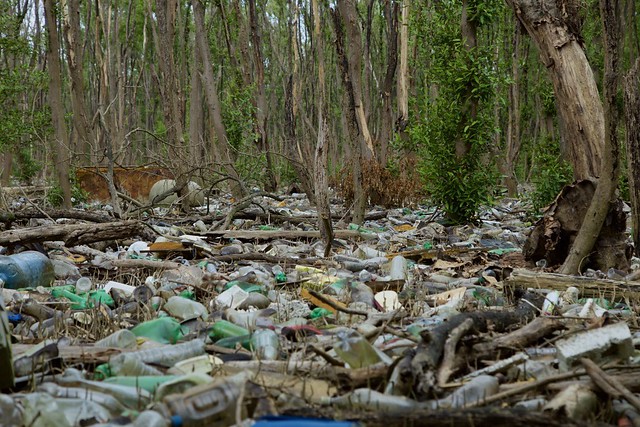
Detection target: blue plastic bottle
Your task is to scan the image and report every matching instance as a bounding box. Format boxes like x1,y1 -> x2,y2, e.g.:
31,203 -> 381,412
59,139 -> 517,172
0,251 -> 54,289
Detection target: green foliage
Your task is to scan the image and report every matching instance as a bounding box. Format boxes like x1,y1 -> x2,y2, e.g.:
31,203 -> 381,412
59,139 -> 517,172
47,173 -> 89,207
222,82 -> 256,150
408,0 -> 502,224
15,146 -> 41,184
528,137 -> 573,213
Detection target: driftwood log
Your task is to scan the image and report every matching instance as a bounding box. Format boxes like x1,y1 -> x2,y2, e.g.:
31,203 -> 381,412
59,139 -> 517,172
506,268 -> 640,300
398,292 -> 545,397
0,220 -> 143,246
202,229 -> 376,242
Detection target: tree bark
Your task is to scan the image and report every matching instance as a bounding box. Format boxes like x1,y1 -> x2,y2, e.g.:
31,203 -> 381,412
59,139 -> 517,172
248,0 -> 277,192
332,7 -> 366,225
44,0 -> 72,209
62,0 -> 93,164
504,22 -> 525,197
560,0 -> 621,274
625,59 -> 640,255
379,0 -> 398,165
506,0 -> 604,181
396,0 -> 409,135
192,0 -> 244,199
312,0 -> 333,256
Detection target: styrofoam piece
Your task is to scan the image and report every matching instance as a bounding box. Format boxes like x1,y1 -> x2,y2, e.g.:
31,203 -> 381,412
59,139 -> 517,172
103,280 -> 136,295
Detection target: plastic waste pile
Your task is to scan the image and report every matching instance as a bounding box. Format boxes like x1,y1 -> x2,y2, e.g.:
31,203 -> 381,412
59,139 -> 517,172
1,194 -> 639,427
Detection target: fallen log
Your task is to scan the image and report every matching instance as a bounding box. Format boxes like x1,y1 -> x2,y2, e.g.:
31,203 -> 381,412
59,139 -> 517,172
0,220 -> 143,246
506,268 -> 640,300
202,229 -> 377,241
0,209 -> 113,225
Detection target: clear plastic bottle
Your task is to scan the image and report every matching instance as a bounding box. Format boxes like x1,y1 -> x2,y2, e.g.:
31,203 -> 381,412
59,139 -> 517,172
250,328 -> 280,360
0,251 -> 54,289
95,329 -> 138,349
333,330 -> 382,368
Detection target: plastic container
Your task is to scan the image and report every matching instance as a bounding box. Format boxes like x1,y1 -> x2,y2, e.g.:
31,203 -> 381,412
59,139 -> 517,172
131,317 -> 188,344
75,277 -> 93,293
388,255 -> 408,281
209,320 -> 250,342
158,371 -> 250,427
164,296 -> 209,321
333,331 -> 382,368
0,251 -> 54,289
250,328 -> 280,360
95,329 -> 138,349
109,339 -> 206,371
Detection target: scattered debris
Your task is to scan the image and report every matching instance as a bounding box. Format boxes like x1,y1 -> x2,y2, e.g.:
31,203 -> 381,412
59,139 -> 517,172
1,190 -> 639,426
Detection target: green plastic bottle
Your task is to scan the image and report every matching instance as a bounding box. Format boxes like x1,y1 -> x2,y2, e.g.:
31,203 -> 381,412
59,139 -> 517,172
209,320 -> 250,341
131,317 -> 187,344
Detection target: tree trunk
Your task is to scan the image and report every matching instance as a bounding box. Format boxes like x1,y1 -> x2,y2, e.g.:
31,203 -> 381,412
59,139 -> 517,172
625,59 -> 640,255
456,0 -> 477,159
379,0 -> 398,165
312,0 -> 333,255
44,0 -> 72,209
337,0 -> 375,159
396,0 -> 409,135
193,0 -> 244,199
560,0 -> 621,274
506,0 -> 604,180
332,6 -> 366,225
504,22 -> 525,196
62,0 -> 92,164
248,0 -> 277,192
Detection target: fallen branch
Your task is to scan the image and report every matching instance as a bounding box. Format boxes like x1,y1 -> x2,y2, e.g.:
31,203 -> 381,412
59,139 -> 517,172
0,220 -> 144,246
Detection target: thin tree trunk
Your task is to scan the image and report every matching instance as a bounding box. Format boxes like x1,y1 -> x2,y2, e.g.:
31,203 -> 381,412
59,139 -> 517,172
624,59 -> 640,255
312,0 -> 333,256
62,0 -> 92,165
189,40 -> 205,163
248,0 -> 277,192
44,0 -> 72,209
504,21 -> 524,196
560,0 -> 620,274
332,7 -> 366,225
193,0 -> 244,198
379,0 -> 398,165
456,0 -> 477,159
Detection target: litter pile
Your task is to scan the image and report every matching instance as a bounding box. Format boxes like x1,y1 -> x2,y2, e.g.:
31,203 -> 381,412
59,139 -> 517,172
2,191 -> 640,427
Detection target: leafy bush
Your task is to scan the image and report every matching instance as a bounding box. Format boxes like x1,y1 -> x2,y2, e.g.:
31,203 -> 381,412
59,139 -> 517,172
47,172 -> 89,207
528,137 -> 573,213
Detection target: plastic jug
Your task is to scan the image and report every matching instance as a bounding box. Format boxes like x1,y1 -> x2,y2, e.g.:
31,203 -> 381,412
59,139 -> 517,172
0,251 -> 54,289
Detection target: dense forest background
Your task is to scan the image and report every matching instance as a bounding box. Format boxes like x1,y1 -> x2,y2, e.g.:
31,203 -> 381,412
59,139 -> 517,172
1,0 -> 639,224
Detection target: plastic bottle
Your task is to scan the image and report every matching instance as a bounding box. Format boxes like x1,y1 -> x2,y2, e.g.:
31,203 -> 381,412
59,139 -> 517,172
109,339 -> 206,371
250,328 -> 281,360
95,329 -> 138,349
110,353 -> 165,376
272,265 -> 287,283
333,330 -> 382,368
75,277 -> 93,294
209,320 -> 250,341
0,251 -> 54,289
158,371 -> 250,427
131,317 -> 188,344
388,255 -> 408,281
164,296 -> 209,321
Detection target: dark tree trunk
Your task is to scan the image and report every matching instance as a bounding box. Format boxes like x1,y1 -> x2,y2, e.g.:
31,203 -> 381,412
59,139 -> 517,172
625,59 -> 640,255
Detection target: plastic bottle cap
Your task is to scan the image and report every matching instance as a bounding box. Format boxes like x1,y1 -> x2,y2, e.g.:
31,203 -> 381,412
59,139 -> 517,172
170,415 -> 183,427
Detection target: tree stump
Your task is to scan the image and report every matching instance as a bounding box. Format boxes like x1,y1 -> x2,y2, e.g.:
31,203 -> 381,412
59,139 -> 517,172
523,179 -> 630,270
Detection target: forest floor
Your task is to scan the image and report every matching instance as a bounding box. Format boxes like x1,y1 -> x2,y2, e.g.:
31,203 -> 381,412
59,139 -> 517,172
1,186 -> 638,427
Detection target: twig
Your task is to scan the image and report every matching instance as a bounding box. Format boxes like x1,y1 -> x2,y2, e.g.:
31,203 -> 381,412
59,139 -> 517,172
581,358 -> 640,413
309,345 -> 344,366
307,290 -> 369,316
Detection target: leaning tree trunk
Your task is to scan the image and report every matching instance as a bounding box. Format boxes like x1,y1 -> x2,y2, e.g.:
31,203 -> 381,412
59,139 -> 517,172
560,0 -> 621,274
506,0 -> 604,180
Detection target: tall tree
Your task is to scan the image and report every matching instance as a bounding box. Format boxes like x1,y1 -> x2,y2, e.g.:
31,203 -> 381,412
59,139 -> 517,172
505,0 -> 604,180
560,0 -> 621,274
44,0 -> 72,208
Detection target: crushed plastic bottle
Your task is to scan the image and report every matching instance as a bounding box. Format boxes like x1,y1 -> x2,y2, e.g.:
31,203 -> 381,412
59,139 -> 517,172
0,251 -> 55,289
157,371 -> 251,427
333,330 -> 382,368
131,317 -> 188,344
